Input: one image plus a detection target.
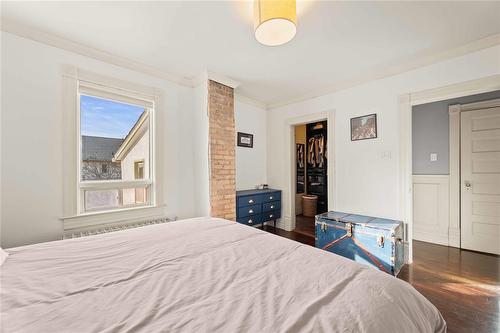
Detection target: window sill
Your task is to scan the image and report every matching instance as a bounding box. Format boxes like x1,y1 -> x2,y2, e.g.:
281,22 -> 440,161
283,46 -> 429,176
62,204 -> 168,233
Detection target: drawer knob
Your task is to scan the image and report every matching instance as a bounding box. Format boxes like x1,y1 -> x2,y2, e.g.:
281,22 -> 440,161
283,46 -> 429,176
270,214 -> 273,218
248,199 -> 254,204
270,205 -> 274,209
270,196 -> 273,200
248,219 -> 253,224
249,209 -> 254,213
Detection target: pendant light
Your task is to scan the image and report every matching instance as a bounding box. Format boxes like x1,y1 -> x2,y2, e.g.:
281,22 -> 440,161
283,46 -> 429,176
254,0 -> 297,46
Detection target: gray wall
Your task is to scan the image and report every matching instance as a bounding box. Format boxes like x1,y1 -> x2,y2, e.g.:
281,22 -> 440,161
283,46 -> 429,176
412,90 -> 500,175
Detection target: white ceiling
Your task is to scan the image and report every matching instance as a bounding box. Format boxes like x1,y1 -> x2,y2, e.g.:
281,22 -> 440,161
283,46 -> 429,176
2,1 -> 500,107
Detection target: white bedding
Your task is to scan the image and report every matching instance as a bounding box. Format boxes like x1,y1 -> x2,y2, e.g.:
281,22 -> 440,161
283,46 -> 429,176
1,217 -> 446,332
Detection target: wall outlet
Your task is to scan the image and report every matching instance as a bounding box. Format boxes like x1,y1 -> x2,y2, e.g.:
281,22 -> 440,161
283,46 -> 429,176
430,153 -> 438,162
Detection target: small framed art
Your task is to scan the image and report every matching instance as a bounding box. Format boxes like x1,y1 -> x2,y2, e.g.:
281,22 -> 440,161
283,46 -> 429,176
351,113 -> 377,141
237,132 -> 253,148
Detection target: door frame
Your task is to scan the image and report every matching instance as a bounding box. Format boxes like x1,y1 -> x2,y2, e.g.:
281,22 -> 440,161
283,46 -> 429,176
285,110 -> 335,231
399,74 -> 500,263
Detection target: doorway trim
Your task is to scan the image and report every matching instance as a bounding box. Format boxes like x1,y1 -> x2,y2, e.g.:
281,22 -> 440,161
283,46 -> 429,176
399,74 -> 500,263
284,110 -> 335,231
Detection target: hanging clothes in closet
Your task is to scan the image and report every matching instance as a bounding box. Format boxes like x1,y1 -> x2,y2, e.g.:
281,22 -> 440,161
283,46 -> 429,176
307,134 -> 326,168
306,121 -> 328,214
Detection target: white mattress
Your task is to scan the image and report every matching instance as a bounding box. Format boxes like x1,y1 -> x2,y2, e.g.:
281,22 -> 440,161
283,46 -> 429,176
0,217 -> 446,332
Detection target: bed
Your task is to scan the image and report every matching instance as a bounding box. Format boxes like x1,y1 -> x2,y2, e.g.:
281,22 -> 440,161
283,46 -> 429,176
1,217 -> 446,332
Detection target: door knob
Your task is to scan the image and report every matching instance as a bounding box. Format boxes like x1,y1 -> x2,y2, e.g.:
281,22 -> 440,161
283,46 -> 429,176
464,181 -> 472,189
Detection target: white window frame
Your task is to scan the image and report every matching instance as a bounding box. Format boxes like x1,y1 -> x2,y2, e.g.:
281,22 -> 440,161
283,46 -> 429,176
77,84 -> 155,214
62,66 -> 166,231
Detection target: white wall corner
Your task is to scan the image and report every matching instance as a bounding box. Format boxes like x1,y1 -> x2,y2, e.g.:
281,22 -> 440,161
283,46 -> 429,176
191,71 -> 209,88
235,93 -> 268,110
279,216 -> 294,231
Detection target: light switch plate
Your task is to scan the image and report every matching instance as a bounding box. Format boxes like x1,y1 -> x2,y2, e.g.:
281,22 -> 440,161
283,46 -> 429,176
430,153 -> 438,162
381,151 -> 392,159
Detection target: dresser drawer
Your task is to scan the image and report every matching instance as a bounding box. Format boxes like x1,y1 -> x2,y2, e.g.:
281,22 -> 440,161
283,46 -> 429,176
237,195 -> 263,207
262,201 -> 280,212
262,191 -> 281,203
262,210 -> 280,221
237,204 -> 262,218
237,214 -> 262,226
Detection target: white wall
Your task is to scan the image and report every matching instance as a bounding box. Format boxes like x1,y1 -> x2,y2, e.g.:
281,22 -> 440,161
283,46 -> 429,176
192,81 -> 210,216
267,45 -> 500,230
0,32 -> 198,247
235,98 -> 267,191
0,32 -> 267,247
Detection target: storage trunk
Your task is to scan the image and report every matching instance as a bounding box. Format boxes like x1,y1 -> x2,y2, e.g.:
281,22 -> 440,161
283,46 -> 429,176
315,211 -> 405,276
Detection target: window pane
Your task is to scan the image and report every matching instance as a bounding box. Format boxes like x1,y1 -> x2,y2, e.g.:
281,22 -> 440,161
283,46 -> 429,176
84,186 -> 150,212
80,94 -> 149,182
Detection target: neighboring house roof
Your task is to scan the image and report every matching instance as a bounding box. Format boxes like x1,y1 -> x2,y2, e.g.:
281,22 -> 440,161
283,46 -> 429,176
82,136 -> 124,161
113,111 -> 149,162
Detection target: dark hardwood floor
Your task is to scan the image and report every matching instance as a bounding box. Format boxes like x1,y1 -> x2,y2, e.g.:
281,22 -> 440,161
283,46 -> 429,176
264,225 -> 500,333
294,214 -> 315,237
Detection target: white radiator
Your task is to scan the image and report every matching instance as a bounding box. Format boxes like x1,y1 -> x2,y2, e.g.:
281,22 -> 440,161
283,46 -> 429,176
63,216 -> 176,239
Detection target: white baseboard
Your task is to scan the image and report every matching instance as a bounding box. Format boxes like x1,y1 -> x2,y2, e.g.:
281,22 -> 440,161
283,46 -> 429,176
448,227 -> 460,248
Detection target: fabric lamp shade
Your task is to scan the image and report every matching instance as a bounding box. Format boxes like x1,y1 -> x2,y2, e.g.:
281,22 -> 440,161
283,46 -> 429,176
254,0 -> 297,46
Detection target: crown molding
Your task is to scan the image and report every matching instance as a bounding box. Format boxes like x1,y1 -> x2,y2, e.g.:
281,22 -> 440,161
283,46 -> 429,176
235,93 -> 267,110
1,19 -> 269,108
267,33 -> 500,110
192,70 -> 241,89
1,18 -> 193,87
206,71 -> 241,89
3,18 -> 498,112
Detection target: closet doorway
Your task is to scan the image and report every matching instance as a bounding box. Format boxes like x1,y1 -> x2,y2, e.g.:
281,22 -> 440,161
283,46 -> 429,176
294,121 -> 328,237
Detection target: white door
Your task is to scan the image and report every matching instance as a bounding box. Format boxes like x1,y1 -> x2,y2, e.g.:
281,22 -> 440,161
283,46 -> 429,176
461,105 -> 500,255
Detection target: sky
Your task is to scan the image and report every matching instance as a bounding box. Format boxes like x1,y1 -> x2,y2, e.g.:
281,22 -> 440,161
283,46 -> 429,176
80,95 -> 145,139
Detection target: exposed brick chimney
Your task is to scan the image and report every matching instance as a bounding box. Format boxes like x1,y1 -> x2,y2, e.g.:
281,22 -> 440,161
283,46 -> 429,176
207,80 -> 236,220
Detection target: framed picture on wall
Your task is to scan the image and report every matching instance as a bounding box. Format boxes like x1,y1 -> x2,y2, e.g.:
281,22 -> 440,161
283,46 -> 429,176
351,113 -> 377,141
237,132 -> 253,148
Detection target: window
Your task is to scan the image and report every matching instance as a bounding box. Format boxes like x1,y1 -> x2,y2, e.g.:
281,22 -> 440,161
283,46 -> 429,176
78,82 -> 154,214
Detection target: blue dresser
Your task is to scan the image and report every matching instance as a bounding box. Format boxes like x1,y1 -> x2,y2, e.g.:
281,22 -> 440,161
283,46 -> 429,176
236,189 -> 281,229
316,211 -> 405,276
